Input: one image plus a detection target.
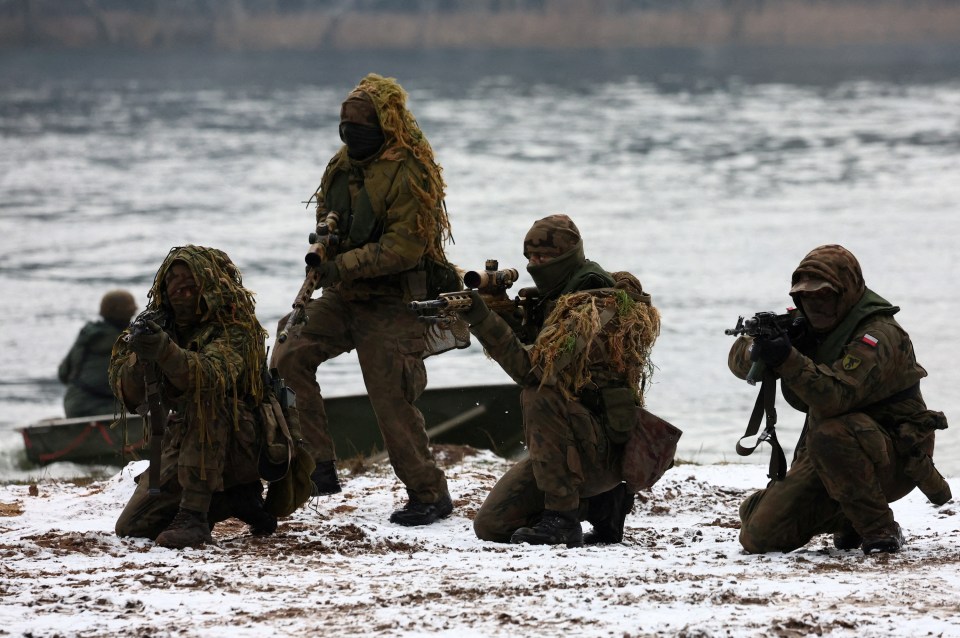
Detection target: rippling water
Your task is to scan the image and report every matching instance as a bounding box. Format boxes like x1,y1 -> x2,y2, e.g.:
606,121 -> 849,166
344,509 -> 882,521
2,48 -> 959,480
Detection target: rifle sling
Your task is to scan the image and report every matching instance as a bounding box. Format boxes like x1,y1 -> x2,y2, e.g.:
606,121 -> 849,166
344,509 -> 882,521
735,370 -> 787,481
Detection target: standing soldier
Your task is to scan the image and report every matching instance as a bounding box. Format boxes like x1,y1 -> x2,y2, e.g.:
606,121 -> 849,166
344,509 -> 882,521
271,74 -> 458,526
730,244 -> 950,554
455,214 -> 662,547
58,290 -> 137,418
111,246 -> 276,548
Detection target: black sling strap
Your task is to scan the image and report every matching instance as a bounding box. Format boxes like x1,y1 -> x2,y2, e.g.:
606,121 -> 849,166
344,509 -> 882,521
735,370 -> 787,481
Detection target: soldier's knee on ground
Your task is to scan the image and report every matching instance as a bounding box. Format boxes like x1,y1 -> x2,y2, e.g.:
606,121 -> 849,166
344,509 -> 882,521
473,512 -> 511,543
739,519 -> 800,554
738,490 -> 777,554
115,513 -> 161,540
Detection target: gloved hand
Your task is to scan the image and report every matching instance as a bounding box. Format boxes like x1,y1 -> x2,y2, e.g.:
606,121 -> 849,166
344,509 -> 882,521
457,290 -> 490,326
750,333 -> 792,368
313,261 -> 341,289
128,320 -> 173,362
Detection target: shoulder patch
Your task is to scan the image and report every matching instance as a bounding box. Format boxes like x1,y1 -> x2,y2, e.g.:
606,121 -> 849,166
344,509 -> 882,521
842,354 -> 862,371
861,333 -> 879,348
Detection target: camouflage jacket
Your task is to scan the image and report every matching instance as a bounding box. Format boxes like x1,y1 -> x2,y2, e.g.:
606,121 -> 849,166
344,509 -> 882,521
470,260 -> 620,389
729,288 -> 928,423
316,147 -> 435,300
110,245 -> 266,432
115,321 -> 259,421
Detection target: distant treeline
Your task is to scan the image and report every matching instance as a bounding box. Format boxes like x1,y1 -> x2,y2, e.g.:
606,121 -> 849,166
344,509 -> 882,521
2,0 -> 960,49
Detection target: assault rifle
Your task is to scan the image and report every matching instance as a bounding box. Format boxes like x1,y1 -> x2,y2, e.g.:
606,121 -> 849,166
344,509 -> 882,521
725,310 -> 803,481
277,211 -> 341,344
123,308 -> 170,497
725,311 -> 803,385
409,259 -> 519,327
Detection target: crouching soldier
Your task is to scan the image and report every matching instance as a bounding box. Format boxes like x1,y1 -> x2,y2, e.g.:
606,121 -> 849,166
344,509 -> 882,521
456,214 -> 662,547
110,245 -> 276,549
731,244 -> 950,555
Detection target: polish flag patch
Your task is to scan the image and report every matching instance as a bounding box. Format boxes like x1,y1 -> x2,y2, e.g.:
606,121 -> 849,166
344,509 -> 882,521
861,334 -> 879,348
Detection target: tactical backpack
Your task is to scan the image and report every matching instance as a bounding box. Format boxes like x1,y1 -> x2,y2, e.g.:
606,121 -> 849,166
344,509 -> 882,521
258,368 -> 316,517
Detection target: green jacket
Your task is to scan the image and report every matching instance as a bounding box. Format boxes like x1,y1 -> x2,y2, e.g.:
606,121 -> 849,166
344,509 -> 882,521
317,147 -> 433,300
59,320 -> 121,417
729,288 -> 928,423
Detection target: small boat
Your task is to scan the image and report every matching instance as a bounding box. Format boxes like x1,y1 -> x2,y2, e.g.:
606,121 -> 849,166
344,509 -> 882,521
18,383 -> 525,466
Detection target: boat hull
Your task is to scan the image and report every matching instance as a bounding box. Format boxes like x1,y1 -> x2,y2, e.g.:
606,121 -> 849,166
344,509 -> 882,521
19,384 -> 525,466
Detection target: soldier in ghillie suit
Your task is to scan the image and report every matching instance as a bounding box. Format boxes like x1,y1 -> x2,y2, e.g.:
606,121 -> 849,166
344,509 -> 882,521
270,74 -> 457,526
456,214 -> 661,547
59,290 -> 137,418
730,244 -> 950,554
111,246 -> 276,549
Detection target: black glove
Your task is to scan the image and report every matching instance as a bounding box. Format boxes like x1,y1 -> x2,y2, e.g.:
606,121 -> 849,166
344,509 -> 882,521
128,320 -> 172,362
313,261 -> 341,289
750,333 -> 792,368
457,290 -> 490,326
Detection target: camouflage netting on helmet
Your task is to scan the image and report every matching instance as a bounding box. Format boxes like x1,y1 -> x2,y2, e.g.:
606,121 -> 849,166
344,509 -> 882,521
354,73 -> 453,263
110,246 -> 268,457
530,272 -> 660,403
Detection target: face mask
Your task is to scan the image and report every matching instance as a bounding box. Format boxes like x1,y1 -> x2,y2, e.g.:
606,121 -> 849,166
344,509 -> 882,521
526,243 -> 585,299
799,292 -> 841,333
340,122 -> 385,160
165,262 -> 202,327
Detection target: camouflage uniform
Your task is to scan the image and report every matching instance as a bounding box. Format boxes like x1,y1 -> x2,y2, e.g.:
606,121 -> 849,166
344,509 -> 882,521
469,215 -> 657,543
58,290 -> 136,418
270,75 -> 452,509
730,245 -> 948,553
111,246 -> 270,541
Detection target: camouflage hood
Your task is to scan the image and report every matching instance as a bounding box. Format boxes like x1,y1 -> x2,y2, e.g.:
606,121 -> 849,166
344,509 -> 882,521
525,214 -> 586,298
112,245 -> 268,403
790,244 -> 866,327
334,73 -> 452,264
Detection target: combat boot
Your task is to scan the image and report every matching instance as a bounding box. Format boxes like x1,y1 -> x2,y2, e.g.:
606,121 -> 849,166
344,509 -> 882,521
861,522 -> 905,554
389,491 -> 453,527
832,520 -> 862,551
510,510 -> 583,548
229,482 -> 278,536
155,508 -> 214,549
311,460 -> 342,496
584,483 -> 635,545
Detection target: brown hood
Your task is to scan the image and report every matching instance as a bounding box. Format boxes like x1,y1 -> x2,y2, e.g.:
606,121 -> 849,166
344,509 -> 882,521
790,244 -> 866,323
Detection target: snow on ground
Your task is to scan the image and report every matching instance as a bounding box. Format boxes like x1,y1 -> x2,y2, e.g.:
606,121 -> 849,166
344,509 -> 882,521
1,447 -> 958,638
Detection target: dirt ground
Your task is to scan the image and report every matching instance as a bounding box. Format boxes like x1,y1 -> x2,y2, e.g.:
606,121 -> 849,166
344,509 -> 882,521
1,447 -> 959,638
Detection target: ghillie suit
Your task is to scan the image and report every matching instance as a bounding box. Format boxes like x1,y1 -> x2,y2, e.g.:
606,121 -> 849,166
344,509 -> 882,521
110,245 -> 267,455
467,214 -> 673,546
271,75 -> 456,525
111,246 -> 275,545
319,73 -> 454,277
531,271 -> 660,405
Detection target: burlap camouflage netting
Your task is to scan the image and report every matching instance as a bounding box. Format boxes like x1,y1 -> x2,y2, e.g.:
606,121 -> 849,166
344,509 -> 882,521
531,271 -> 660,403
350,73 -> 453,265
109,246 -> 268,461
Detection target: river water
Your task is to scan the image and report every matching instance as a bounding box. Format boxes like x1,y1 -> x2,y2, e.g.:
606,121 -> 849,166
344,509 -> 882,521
2,47 -> 959,481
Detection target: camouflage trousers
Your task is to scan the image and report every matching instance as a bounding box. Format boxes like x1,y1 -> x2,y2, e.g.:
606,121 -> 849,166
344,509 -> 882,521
270,288 -> 448,503
473,386 -> 623,542
738,411 -> 934,553
115,408 -> 261,539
